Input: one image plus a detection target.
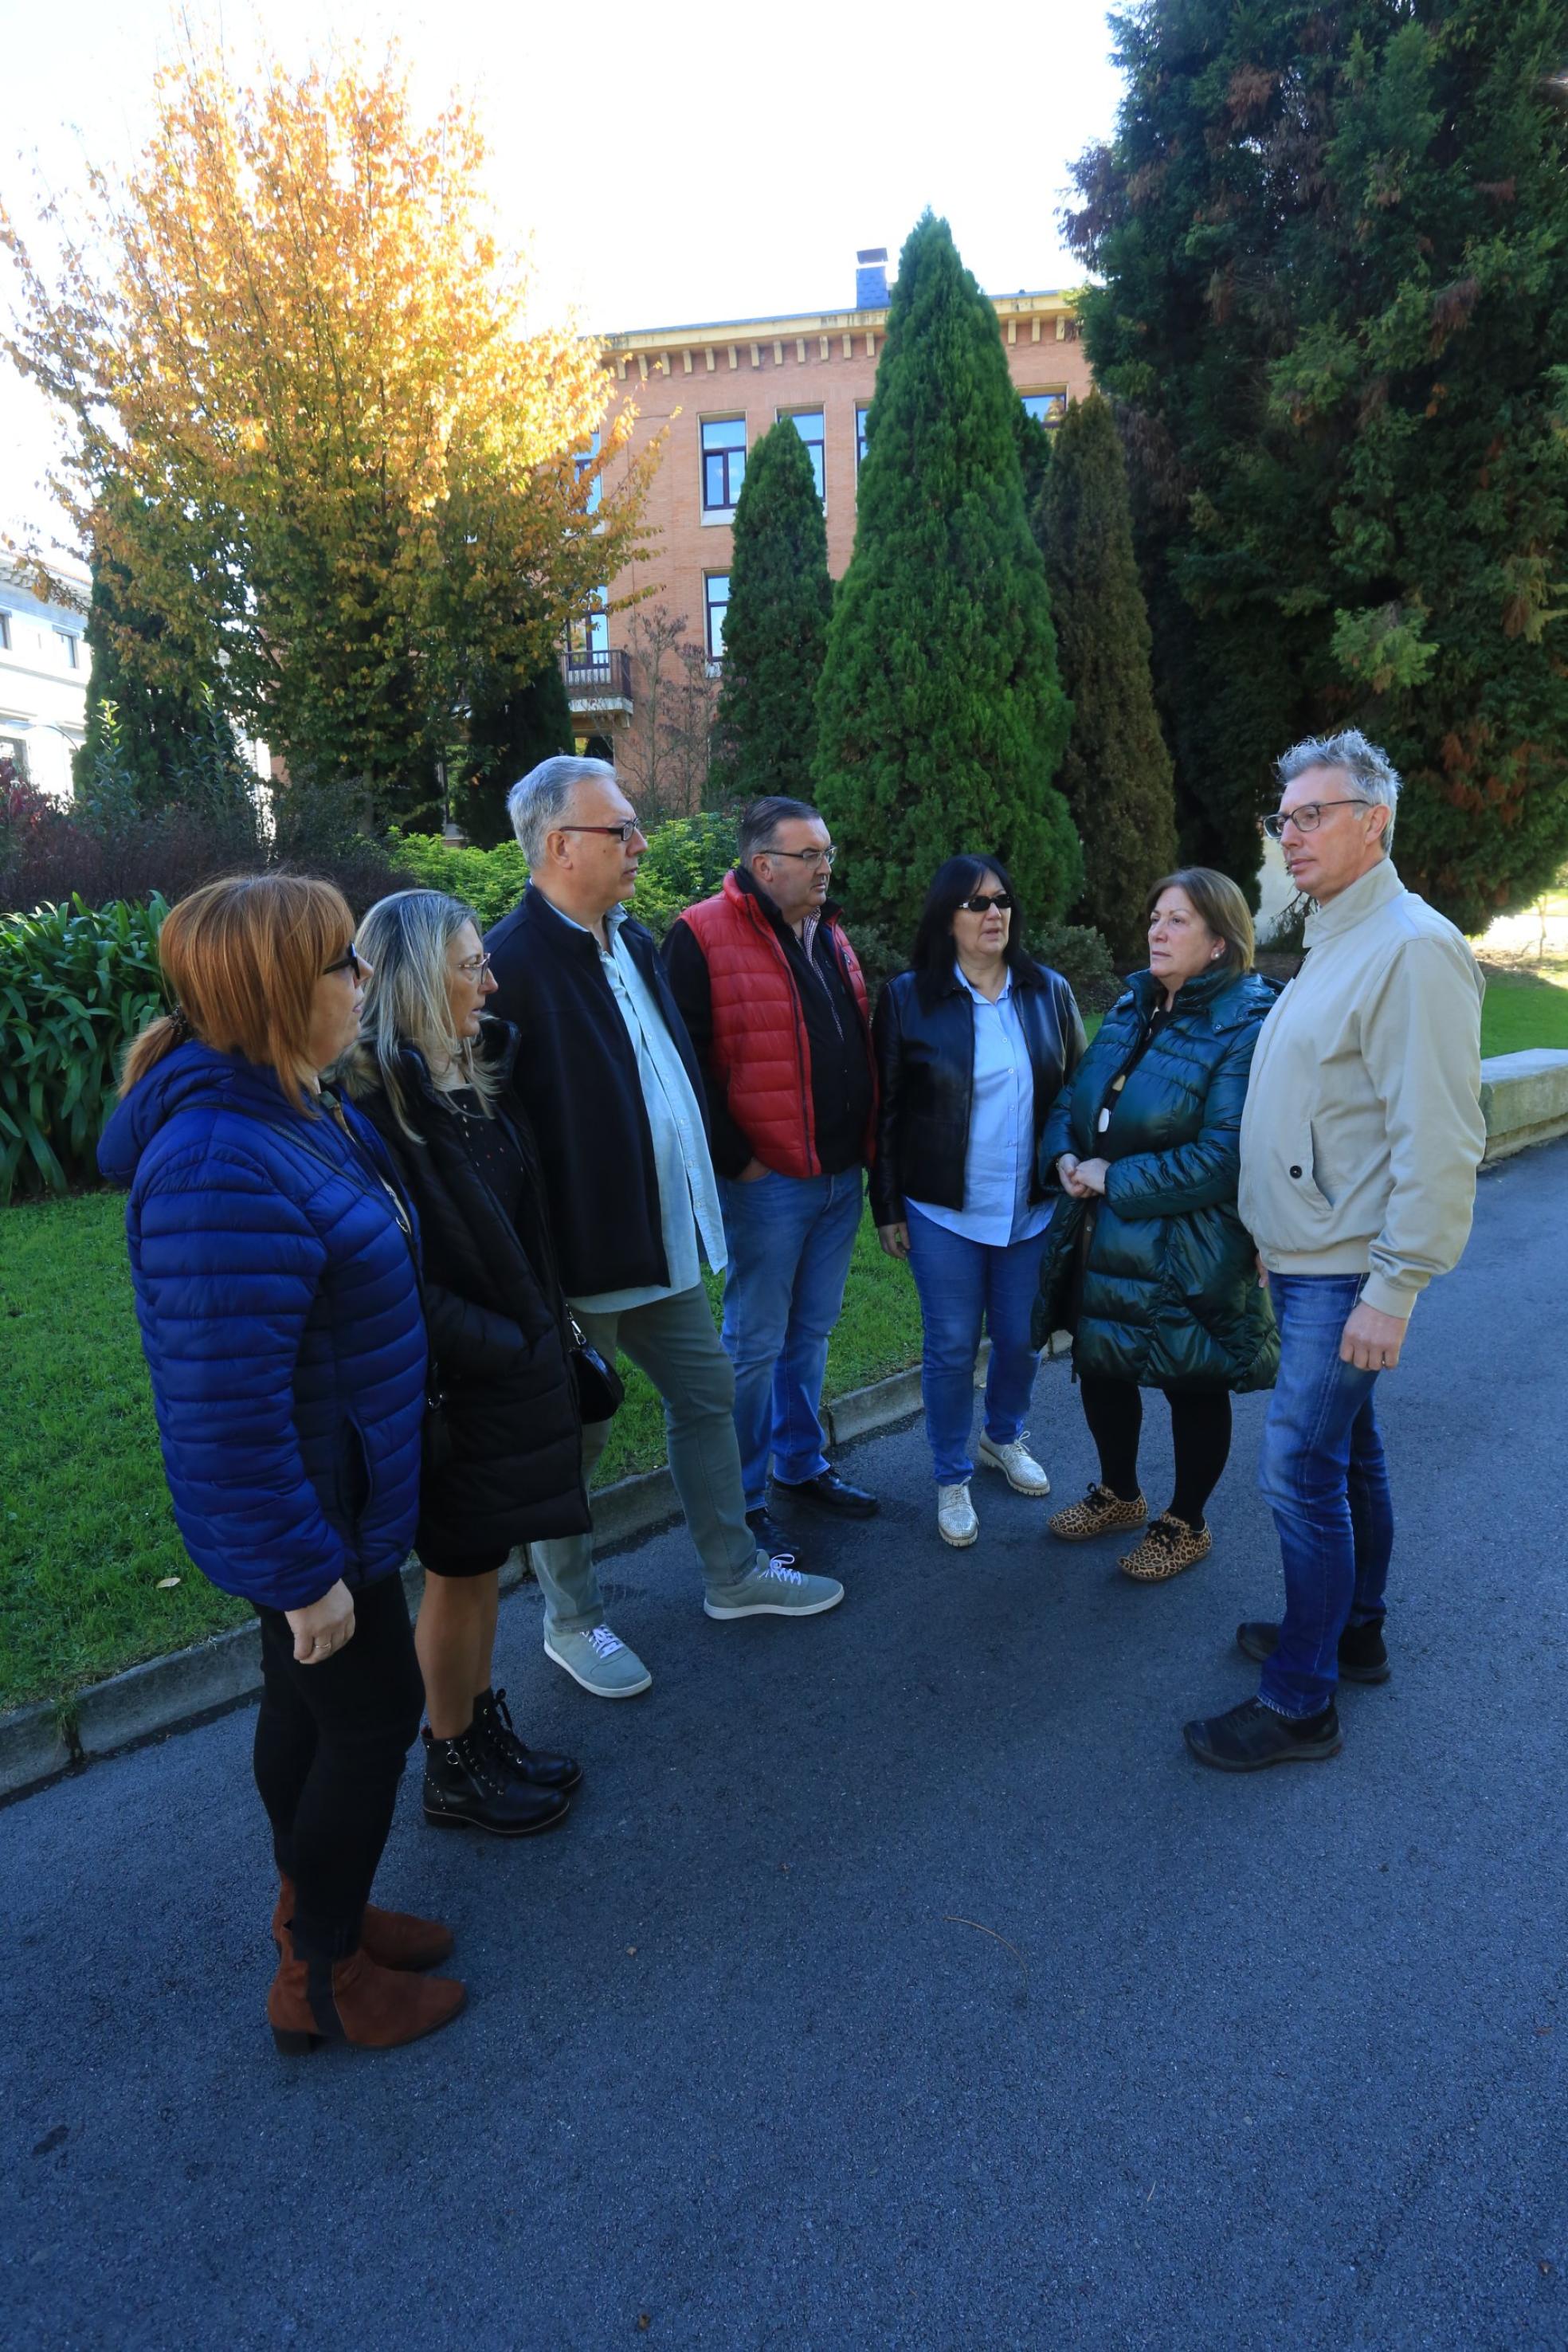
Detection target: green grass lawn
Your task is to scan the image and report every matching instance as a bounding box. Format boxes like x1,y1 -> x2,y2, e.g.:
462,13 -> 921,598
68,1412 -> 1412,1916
2,970 -> 1557,1715
1478,959 -> 1568,1056
0,1190 -> 922,1715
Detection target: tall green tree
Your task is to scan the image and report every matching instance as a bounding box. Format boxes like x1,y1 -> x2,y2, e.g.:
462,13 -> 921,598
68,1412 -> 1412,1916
814,213 -> 1080,939
458,653 -> 575,847
711,421 -> 833,805
1066,0 -> 1568,928
1037,393 -> 1178,959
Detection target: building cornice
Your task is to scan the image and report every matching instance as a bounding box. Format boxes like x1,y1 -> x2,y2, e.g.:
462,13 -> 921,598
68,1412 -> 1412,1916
602,288 -> 1084,378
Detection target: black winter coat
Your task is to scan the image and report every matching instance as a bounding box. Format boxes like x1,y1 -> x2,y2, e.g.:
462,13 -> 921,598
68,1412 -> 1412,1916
869,960 -> 1086,1226
484,887 -> 711,1298
348,1021 -> 592,1558
1035,966 -> 1280,1393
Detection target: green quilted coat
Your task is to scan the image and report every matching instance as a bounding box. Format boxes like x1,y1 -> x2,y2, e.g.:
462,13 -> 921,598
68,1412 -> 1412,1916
1034,966 -> 1280,1393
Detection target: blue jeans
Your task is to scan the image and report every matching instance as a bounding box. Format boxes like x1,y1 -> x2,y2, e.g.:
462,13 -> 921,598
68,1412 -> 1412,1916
719,1167 -> 866,1512
1256,1272 -> 1395,1717
904,1204 -> 1044,1486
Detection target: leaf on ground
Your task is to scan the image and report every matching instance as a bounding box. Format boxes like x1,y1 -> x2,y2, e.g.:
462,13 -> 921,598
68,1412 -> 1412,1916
155,1576 -> 181,1590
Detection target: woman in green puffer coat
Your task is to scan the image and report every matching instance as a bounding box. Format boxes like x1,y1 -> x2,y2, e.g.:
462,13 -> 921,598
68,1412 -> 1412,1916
1035,868 -> 1278,1582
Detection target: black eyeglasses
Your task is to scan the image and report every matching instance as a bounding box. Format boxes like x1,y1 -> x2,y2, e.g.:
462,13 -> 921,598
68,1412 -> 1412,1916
958,892 -> 1013,914
559,819 -> 643,845
1262,800 -> 1373,839
323,943 -> 363,978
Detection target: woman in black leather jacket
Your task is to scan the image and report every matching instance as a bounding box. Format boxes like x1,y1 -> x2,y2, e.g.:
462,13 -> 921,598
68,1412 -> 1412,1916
340,889 -> 592,1841
872,857 -> 1086,1548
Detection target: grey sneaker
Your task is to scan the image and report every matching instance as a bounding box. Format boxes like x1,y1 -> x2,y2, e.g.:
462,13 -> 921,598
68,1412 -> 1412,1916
543,1622 -> 653,1699
704,1557 -> 845,1620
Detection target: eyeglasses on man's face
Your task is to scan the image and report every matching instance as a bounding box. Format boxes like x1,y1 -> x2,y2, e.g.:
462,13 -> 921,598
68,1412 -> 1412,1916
323,943 -> 363,979
958,892 -> 1013,915
761,844 -> 836,870
1262,799 -> 1373,840
559,818 -> 643,845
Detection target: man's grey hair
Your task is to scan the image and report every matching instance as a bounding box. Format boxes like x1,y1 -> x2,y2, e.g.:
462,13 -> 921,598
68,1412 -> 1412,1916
507,755 -> 616,867
1275,728 -> 1402,852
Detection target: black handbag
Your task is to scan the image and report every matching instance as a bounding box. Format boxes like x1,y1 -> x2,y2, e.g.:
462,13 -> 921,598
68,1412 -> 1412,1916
568,1317 -> 625,1423
1030,1194 -> 1093,1353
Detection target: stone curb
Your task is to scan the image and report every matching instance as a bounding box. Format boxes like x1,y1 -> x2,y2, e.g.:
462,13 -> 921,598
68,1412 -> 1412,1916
0,1357 -> 973,1808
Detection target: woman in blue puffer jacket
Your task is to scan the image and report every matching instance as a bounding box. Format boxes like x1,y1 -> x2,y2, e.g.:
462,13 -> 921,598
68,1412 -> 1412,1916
98,874 -> 464,2056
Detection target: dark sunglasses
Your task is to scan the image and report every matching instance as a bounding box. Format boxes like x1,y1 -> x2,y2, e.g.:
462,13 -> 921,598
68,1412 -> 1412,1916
323,943 -> 363,979
958,892 -> 1013,914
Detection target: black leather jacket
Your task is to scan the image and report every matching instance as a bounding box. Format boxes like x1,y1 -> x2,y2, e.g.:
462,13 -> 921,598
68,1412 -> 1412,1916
870,960 -> 1087,1226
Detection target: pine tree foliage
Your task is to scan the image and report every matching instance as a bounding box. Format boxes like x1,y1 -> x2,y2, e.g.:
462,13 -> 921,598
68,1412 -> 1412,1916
459,654 -> 575,847
1037,392 -> 1178,959
711,421 -> 833,806
1066,0 -> 1568,928
814,214 -> 1080,940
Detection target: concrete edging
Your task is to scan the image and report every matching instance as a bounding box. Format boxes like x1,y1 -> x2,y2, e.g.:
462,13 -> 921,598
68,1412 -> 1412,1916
0,1356 -> 966,1806
1480,1048 -> 1568,1162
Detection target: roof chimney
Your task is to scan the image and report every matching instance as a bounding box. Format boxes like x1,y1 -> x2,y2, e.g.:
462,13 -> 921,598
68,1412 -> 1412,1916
856,248 -> 888,310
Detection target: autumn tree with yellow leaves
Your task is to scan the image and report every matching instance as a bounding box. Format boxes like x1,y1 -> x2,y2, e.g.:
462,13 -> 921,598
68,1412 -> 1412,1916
2,49 -> 653,817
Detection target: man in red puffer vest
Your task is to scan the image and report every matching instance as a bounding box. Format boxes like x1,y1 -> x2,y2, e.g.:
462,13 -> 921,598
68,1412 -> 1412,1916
664,797 -> 879,1560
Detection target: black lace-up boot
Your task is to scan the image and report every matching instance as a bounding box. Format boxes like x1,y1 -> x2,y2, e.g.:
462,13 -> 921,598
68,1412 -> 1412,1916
472,1686 -> 582,1793
421,1723 -> 570,1837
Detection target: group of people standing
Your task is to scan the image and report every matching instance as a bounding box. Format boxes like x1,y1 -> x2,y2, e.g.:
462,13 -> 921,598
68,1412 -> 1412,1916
100,728 -> 1486,2056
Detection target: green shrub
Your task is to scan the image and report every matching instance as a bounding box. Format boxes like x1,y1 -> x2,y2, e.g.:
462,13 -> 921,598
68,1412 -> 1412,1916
628,812 -> 737,938
1034,921 -> 1121,1014
385,832 -> 531,928
0,896 -> 169,1201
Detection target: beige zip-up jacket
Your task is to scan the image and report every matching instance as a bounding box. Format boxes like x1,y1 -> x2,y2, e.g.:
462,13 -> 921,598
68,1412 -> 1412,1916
1238,858 -> 1484,1319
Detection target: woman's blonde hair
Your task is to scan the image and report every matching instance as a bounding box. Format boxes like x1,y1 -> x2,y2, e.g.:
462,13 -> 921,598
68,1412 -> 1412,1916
335,888 -> 498,1139
1146,866 -> 1255,974
120,873 -> 354,1111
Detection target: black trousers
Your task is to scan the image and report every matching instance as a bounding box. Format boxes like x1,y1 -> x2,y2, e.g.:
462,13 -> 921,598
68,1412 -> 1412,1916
1078,1375 -> 1233,1528
252,1574 -> 425,1958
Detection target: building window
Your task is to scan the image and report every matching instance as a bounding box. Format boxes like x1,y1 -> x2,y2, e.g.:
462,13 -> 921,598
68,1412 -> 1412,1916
575,428 -> 602,517
778,408 -> 825,501
704,574 -> 730,661
0,613 -> 10,652
568,590 -> 610,668
54,628 -> 80,668
1022,392 -> 1068,429
0,732 -> 28,779
701,417 -> 747,512
855,406 -> 871,471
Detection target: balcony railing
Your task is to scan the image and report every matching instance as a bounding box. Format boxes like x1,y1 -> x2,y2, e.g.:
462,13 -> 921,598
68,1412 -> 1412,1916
561,647 -> 633,700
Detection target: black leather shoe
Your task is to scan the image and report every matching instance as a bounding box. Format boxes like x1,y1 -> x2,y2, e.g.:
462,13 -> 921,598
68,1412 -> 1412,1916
771,1468 -> 879,1519
421,1725 -> 571,1836
472,1686 -> 582,1793
745,1509 -> 804,1566
1235,1620 -> 1390,1684
1182,1696 -> 1343,1772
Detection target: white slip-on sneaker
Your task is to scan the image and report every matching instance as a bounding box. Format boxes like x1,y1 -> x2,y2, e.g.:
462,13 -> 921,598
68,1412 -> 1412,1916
937,1483 -> 978,1547
977,1432 -> 1052,1496
543,1622 -> 653,1699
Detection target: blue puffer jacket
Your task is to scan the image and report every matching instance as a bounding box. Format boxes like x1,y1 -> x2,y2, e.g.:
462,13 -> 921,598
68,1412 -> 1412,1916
98,1043 -> 428,1612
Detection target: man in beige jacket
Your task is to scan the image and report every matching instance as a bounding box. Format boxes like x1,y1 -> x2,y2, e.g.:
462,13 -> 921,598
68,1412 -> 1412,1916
1183,729 -> 1485,1772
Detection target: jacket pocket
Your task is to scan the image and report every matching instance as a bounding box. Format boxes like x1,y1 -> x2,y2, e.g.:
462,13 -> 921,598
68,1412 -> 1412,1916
1286,1127 -> 1335,1215
337,1413 -> 374,1531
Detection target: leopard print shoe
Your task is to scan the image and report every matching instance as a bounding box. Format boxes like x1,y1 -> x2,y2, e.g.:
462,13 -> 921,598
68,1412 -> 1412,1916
1048,1484 -> 1149,1543
1119,1512 -> 1214,1582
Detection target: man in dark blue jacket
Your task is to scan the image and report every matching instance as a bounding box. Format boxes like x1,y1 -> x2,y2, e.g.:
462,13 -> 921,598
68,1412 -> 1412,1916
485,757 -> 844,1701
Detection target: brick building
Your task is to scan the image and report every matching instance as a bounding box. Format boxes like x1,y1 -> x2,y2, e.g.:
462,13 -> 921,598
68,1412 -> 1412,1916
563,251 -> 1094,759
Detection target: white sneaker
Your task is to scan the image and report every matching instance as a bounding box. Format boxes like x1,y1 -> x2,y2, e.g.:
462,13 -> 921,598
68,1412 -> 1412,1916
977,1432 -> 1052,1496
937,1483 -> 978,1547
544,1622 -> 653,1699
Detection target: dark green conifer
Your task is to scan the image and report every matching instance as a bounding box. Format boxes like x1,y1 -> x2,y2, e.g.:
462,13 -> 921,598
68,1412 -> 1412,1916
814,213 -> 1080,940
710,421 -> 833,806
1038,392 -> 1178,959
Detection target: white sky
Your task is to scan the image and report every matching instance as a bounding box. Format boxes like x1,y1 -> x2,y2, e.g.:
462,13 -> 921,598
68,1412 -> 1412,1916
0,0 -> 1125,551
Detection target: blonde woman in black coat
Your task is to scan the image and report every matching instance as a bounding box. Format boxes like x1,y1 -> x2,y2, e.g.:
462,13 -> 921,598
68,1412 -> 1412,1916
341,889 -> 592,1839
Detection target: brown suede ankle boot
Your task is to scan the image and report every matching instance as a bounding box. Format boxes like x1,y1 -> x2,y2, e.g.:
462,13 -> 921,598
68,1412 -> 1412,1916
272,1877 -> 453,1974
266,1944 -> 465,2056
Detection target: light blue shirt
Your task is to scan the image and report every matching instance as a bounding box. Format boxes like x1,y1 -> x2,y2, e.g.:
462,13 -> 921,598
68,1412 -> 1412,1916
550,900 -> 727,1314
907,968 -> 1049,1249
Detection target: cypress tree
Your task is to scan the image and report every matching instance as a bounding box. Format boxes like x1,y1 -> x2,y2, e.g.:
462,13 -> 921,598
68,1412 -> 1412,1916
814,213 -> 1080,941
1038,392 -> 1178,959
1067,0 -> 1568,929
459,653 -> 576,846
710,420 -> 833,805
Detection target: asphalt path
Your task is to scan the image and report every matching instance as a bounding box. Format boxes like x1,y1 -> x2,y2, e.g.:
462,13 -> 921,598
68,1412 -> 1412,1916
5,1139 -> 1567,2350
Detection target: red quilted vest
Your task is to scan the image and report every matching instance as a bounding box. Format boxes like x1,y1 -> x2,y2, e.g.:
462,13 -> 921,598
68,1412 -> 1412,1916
680,872 -> 874,1179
